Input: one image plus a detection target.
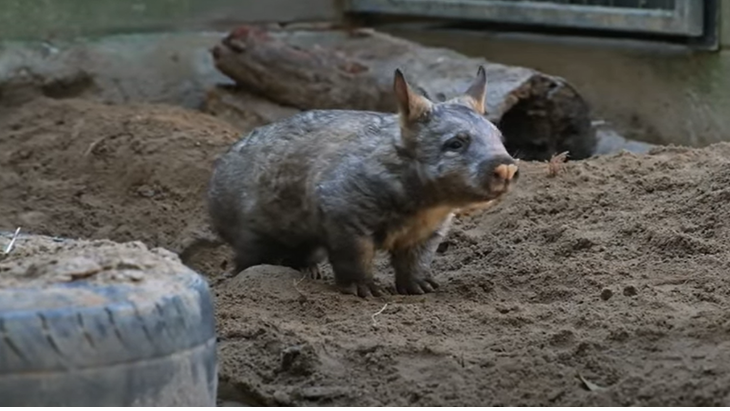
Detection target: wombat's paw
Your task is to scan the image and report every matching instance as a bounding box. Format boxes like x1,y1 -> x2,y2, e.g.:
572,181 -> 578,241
338,281 -> 386,298
395,276 -> 439,295
300,264 -> 323,280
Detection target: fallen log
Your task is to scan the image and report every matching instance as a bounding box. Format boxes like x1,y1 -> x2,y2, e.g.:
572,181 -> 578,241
211,25 -> 595,161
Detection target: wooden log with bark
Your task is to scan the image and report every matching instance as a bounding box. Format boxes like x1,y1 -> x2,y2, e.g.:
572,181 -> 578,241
211,25 -> 595,161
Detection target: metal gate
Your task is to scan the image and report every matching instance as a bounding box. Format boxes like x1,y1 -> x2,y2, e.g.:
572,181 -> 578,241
344,0 -> 706,37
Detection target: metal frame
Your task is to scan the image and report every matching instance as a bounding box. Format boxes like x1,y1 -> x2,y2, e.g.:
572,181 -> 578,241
345,0 -> 706,37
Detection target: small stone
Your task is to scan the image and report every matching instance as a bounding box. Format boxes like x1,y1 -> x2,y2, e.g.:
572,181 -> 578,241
127,270 -> 144,282
273,390 -> 292,405
137,185 -> 155,198
623,285 -> 638,297
55,256 -> 103,280
600,288 -> 613,301
299,386 -> 349,400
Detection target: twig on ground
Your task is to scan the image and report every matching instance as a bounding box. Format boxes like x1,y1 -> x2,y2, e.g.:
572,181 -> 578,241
3,227 -> 21,255
84,133 -> 119,156
577,373 -> 607,392
371,303 -> 388,327
293,273 -> 308,301
547,151 -> 569,178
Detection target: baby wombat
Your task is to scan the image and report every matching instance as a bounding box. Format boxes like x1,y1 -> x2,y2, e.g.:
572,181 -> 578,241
207,66 -> 519,298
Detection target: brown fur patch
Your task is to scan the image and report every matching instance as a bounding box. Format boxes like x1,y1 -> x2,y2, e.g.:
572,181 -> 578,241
449,95 -> 484,115
465,95 -> 485,115
382,205 -> 454,251
355,236 -> 376,267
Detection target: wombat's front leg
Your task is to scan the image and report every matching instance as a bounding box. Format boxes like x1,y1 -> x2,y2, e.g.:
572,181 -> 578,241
327,235 -> 383,298
390,215 -> 452,295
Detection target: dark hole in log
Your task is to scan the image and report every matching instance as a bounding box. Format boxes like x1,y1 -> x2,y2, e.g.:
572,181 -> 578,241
499,87 -> 594,162
499,97 -> 547,162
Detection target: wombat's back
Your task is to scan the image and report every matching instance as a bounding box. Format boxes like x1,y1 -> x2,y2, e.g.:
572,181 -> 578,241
207,109 -> 399,246
233,109 -> 398,161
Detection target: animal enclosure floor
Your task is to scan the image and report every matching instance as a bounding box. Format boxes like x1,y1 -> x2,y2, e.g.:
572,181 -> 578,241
1,97 -> 730,406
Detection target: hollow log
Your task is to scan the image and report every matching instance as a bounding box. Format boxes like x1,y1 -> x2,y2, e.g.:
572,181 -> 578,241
211,25 -> 595,161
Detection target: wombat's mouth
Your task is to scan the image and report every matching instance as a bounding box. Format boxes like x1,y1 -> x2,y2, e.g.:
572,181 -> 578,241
455,177 -> 516,206
456,186 -> 516,216
481,187 -> 513,202
488,181 -> 516,197
459,185 -> 512,206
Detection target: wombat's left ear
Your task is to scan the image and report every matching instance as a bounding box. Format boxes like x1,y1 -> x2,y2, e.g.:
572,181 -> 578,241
393,68 -> 433,123
463,65 -> 487,115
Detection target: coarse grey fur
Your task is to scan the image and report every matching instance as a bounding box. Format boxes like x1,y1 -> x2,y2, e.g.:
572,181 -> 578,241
207,66 -> 519,298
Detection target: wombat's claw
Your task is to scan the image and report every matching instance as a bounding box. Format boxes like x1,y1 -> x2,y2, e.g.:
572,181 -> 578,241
338,281 -> 385,298
300,264 -> 322,280
396,277 -> 439,295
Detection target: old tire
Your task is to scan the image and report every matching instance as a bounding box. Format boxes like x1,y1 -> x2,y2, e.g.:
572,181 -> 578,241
0,234 -> 218,406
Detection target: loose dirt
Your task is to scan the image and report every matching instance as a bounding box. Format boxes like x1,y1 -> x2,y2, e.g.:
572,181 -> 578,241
0,97 -> 245,279
0,233 -> 188,289
0,232 -> 201,314
1,97 -> 730,406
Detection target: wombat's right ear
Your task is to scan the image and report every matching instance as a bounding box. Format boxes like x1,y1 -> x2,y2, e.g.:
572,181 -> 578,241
393,68 -> 432,123
463,65 -> 488,115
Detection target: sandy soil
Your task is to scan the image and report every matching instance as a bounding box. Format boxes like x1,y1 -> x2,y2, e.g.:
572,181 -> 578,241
2,97 -> 730,406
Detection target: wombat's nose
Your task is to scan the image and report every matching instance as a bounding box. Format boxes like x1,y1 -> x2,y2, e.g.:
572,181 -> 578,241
490,157 -> 519,183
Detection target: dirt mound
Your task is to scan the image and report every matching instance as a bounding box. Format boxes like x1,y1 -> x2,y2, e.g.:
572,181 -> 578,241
0,97 -> 243,279
2,98 -> 730,406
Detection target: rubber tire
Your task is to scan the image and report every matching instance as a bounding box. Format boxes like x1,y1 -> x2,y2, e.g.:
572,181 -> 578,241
0,237 -> 218,406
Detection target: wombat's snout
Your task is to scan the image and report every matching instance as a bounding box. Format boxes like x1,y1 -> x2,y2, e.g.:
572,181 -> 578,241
484,156 -> 519,196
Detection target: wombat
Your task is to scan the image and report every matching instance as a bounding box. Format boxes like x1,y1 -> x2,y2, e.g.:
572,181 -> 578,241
207,66 -> 519,298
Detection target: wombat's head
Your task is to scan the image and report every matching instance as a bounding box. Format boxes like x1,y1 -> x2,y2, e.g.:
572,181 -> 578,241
393,66 -> 518,206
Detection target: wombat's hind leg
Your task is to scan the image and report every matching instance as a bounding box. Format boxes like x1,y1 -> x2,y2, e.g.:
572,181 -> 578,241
233,249 -> 270,275
300,265 -> 322,280
229,231 -> 277,275
280,246 -> 328,280
327,235 -> 384,298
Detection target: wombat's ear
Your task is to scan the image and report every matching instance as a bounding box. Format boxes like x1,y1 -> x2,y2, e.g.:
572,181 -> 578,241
393,68 -> 432,123
463,65 -> 488,115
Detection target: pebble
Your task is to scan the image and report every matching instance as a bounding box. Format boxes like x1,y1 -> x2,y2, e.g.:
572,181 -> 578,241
623,285 -> 638,297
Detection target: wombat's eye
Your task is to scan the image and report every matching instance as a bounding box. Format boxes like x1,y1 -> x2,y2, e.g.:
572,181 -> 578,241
443,135 -> 469,152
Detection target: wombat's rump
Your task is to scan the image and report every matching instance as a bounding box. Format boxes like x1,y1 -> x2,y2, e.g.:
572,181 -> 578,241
207,66 -> 519,298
